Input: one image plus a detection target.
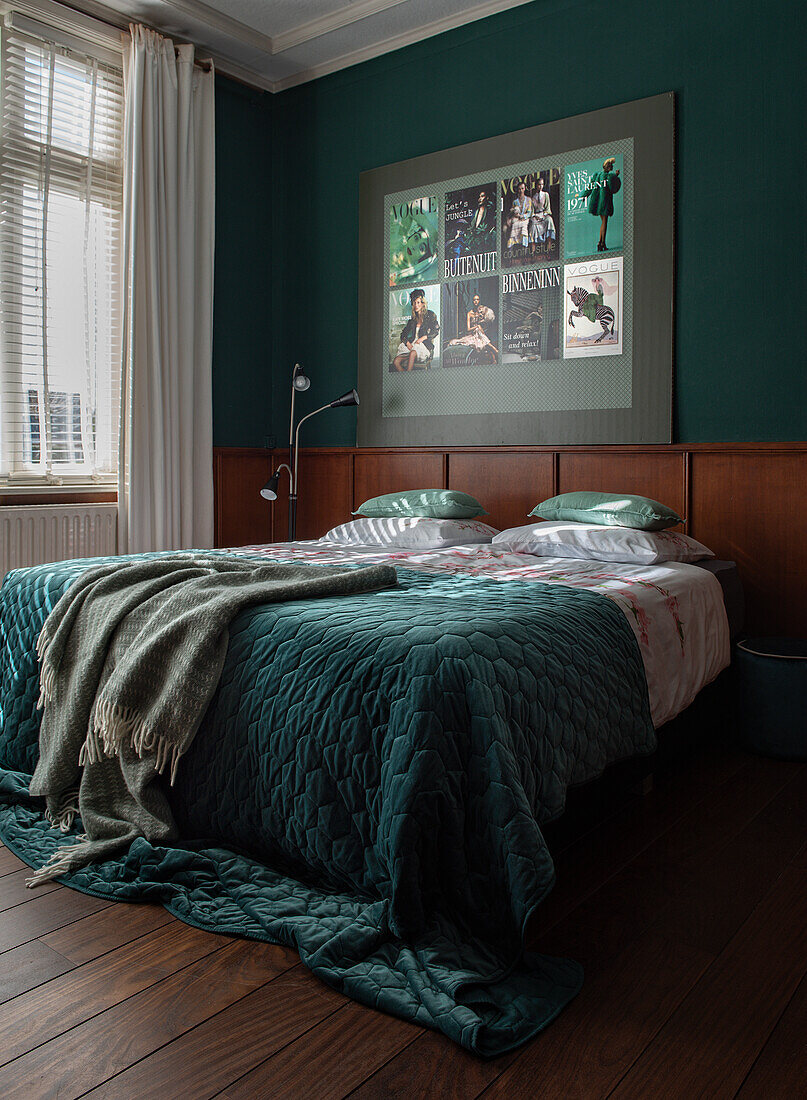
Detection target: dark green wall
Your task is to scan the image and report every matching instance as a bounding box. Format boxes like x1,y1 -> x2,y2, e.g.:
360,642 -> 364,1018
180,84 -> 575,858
215,0 -> 806,447
212,76 -> 273,447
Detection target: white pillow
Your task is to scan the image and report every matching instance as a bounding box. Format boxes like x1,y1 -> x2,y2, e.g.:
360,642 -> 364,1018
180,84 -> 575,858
323,516 -> 499,549
492,521 -> 714,565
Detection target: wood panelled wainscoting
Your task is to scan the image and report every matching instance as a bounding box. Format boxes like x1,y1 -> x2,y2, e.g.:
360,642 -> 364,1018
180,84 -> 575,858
214,443 -> 807,637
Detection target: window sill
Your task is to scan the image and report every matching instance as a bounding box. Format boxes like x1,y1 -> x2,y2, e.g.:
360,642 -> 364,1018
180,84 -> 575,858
0,487 -> 117,506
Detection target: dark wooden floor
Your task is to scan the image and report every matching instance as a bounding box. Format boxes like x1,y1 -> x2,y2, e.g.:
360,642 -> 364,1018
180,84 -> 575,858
1,743 -> 806,1098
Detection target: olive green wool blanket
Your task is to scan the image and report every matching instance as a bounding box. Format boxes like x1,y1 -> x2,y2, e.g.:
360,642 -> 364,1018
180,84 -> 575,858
27,554 -> 396,886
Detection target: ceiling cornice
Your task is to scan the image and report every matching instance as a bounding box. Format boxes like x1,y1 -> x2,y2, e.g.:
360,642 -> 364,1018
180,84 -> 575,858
271,0 -> 409,53
270,0 -> 536,92
16,0 -> 536,93
151,0 -> 274,55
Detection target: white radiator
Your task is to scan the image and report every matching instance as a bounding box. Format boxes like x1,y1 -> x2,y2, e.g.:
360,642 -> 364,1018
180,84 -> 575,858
0,504 -> 118,577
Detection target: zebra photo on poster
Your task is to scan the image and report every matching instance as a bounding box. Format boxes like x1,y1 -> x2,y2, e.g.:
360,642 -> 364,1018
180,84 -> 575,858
564,257 -> 623,358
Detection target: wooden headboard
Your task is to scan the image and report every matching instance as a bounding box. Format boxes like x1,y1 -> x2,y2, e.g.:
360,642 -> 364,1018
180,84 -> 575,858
214,443 -> 807,637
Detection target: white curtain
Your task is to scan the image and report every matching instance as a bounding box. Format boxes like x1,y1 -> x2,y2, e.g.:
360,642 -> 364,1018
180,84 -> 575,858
118,25 -> 215,553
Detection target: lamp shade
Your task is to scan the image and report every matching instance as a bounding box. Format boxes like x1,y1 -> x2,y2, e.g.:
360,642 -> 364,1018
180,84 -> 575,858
292,363 -> 310,392
329,388 -> 360,408
260,473 -> 280,500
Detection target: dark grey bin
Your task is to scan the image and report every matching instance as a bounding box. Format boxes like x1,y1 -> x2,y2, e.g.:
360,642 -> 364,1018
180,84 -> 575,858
734,638 -> 807,760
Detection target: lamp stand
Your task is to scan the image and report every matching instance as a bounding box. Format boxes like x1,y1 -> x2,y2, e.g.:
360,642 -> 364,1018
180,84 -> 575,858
264,373 -> 358,543
288,385 -> 297,541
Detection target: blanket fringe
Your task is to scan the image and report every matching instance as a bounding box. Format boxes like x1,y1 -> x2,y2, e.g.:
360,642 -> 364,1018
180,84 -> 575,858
87,698 -> 182,785
45,787 -> 80,832
37,660 -> 57,710
25,840 -> 88,888
36,622 -> 51,661
78,728 -> 104,767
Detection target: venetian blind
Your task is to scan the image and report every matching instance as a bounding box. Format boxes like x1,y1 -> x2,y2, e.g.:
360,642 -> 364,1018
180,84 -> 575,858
0,15 -> 123,486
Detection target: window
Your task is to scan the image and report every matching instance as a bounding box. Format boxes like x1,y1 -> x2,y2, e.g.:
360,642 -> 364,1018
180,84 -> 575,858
0,15 -> 123,488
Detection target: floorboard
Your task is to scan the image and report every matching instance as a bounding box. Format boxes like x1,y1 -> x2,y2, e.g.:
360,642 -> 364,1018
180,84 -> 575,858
0,745 -> 805,1098
0,918 -> 223,1066
736,969 -> 807,1097
0,940 -> 74,1006
0,867 -> 61,911
84,965 -> 343,1099
0,845 -> 25,876
0,940 -> 298,1099
40,900 -> 175,964
469,765 -> 807,1098
610,863 -> 807,1098
348,1032 -> 519,1100
0,904 -> 178,1005
218,999 -> 422,1100
0,882 -> 111,954
484,932 -> 714,1100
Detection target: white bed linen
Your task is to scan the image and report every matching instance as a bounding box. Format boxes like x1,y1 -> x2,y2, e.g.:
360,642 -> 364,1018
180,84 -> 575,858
231,540 -> 731,729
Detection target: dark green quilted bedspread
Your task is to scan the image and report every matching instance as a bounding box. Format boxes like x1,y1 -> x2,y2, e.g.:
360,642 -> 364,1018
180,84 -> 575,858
0,554 -> 655,1055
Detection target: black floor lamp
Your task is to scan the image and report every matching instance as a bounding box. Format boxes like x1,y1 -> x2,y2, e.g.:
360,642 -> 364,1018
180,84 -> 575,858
261,363 -> 359,541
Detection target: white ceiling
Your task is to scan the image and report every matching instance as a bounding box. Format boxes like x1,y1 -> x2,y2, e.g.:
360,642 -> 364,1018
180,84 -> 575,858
62,0 -> 534,91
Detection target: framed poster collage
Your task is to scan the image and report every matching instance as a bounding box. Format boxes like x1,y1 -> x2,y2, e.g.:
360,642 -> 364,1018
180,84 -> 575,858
358,94 -> 674,446
388,154 -> 625,375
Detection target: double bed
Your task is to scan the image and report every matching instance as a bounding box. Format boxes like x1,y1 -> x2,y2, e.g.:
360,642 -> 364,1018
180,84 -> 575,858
0,534 -> 733,1055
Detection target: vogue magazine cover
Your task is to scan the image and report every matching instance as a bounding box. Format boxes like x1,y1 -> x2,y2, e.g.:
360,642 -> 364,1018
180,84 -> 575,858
500,168 -> 560,269
389,195 -> 439,287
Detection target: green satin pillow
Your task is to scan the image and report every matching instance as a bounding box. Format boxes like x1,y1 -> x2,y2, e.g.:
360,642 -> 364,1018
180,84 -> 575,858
354,489 -> 487,519
530,491 -> 682,531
